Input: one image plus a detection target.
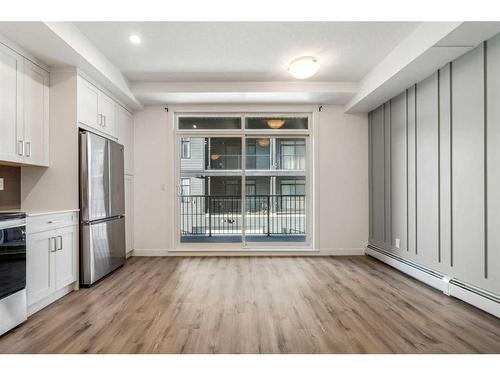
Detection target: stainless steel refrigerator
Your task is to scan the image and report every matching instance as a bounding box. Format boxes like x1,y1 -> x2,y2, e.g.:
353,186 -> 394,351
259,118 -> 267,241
79,130 -> 126,286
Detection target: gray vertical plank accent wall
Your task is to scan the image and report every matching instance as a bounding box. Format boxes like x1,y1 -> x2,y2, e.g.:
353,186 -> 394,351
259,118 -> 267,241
384,103 -> 392,248
451,44 -> 486,289
416,72 -> 440,269
390,92 -> 408,254
369,32 -> 500,296
439,64 -> 452,271
371,106 -> 385,247
487,34 -> 500,293
407,86 -> 417,257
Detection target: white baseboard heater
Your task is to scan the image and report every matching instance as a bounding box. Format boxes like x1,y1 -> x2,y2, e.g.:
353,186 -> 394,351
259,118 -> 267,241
366,245 -> 500,319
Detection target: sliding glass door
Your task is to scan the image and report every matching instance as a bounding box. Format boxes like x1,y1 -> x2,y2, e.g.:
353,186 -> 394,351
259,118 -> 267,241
176,114 -> 311,248
180,136 -> 243,243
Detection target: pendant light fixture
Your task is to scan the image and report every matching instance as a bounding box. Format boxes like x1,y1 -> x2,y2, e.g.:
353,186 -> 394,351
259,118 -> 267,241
267,119 -> 286,129
257,138 -> 270,147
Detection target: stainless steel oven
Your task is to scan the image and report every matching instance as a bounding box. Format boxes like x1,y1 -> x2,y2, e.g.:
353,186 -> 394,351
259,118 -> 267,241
0,212 -> 27,336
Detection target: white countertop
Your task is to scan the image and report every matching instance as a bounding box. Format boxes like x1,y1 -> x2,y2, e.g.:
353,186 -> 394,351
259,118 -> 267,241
25,209 -> 80,217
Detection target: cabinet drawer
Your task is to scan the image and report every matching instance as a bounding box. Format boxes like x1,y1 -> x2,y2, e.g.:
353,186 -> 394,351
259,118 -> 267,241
27,212 -> 79,234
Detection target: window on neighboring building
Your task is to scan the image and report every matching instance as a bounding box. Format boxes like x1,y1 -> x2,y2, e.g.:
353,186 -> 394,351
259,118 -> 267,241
279,178 -> 306,212
181,137 -> 191,159
246,138 -> 271,170
224,179 -> 241,196
181,178 -> 191,202
279,139 -> 305,170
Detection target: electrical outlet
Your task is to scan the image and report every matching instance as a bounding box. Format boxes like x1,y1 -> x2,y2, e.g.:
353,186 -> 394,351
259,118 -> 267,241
395,238 -> 401,249
0,178 -> 4,191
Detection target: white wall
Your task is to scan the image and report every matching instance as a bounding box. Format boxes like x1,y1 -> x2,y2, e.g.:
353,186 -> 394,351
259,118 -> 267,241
21,71 -> 79,212
133,107 -> 173,251
133,104 -> 368,254
317,106 -> 368,252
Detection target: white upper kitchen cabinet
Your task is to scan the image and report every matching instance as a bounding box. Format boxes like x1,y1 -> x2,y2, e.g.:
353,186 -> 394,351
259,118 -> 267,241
77,75 -> 118,140
98,92 -> 117,138
77,76 -> 100,129
0,43 -> 23,164
117,106 -> 134,176
0,43 -> 49,167
23,59 -> 49,166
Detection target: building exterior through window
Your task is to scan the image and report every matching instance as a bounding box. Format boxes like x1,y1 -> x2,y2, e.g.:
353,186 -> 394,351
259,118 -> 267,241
177,115 -> 310,246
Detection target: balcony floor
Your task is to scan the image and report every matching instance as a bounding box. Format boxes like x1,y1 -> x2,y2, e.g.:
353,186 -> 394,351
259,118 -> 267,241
180,235 -> 306,243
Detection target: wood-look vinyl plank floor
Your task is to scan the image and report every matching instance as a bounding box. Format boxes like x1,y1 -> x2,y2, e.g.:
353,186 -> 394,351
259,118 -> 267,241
1,256 -> 500,354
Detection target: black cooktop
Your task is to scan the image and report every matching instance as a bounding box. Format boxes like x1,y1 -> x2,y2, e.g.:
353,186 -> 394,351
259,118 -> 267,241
0,212 -> 26,221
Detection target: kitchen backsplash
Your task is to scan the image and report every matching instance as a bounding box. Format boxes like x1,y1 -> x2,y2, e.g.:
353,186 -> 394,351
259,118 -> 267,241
0,165 -> 21,210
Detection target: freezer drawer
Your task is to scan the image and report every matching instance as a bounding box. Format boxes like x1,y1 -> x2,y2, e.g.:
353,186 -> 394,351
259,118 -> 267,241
80,217 -> 125,286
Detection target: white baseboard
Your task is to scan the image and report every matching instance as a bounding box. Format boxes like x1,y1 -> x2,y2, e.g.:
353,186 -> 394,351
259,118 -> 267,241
449,283 -> 500,319
365,247 -> 448,292
28,283 -> 76,316
132,249 -> 170,256
366,246 -> 500,319
131,248 -> 365,257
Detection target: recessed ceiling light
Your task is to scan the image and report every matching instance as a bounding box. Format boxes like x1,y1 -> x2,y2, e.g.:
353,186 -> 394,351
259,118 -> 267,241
129,34 -> 141,45
288,56 -> 320,79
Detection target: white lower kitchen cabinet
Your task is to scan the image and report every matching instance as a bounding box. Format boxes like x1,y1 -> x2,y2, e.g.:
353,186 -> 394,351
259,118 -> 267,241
26,211 -> 79,315
26,230 -> 56,305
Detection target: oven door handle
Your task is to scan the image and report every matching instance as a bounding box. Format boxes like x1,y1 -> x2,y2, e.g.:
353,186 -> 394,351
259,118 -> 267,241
0,222 -> 26,230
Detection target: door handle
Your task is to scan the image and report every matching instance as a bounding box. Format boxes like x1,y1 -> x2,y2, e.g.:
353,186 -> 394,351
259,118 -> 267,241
25,141 -> 31,157
18,140 -> 24,156
56,235 -> 63,251
49,237 -> 57,252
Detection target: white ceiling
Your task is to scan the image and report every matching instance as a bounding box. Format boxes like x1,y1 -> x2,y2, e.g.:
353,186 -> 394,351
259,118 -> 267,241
74,22 -> 420,82
3,21 -> 494,109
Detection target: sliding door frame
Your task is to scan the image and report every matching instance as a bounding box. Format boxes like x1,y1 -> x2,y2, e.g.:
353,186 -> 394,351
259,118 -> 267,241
171,106 -> 317,252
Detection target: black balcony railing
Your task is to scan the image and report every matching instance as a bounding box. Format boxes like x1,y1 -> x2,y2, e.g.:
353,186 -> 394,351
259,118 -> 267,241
180,195 -> 306,239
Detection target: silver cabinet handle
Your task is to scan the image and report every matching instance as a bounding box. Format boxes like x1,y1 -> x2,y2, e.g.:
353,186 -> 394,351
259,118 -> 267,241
103,115 -> 106,127
49,237 -> 57,252
47,219 -> 66,224
97,113 -> 102,126
18,140 -> 24,156
25,141 -> 31,157
56,235 -> 63,251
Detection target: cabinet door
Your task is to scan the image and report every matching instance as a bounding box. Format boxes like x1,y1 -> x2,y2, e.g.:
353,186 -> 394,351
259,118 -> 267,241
23,59 -> 49,166
98,92 -> 117,138
0,43 -> 23,163
55,225 -> 78,289
78,77 -> 99,129
27,230 -> 56,306
124,175 -> 134,254
118,106 -> 134,175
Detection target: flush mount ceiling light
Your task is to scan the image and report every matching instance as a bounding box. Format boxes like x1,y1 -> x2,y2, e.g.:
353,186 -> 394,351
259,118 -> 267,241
210,154 -> 220,161
267,119 -> 286,129
129,34 -> 141,45
288,56 -> 320,79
